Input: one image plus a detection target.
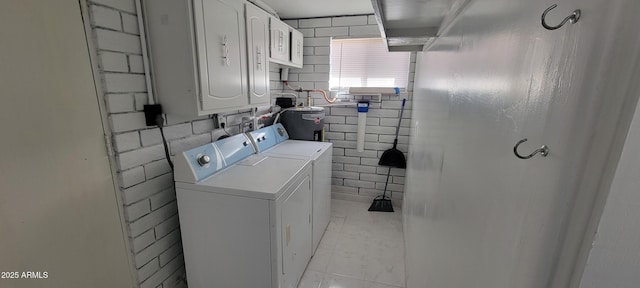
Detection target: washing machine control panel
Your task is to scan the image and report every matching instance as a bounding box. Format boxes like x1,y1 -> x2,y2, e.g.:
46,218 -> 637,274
182,144 -> 224,182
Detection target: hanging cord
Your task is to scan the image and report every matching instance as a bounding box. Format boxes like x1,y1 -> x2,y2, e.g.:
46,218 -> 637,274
273,107 -> 296,124
221,122 -> 231,136
155,115 -> 174,170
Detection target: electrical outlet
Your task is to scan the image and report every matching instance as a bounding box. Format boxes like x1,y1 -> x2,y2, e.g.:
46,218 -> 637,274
216,114 -> 227,129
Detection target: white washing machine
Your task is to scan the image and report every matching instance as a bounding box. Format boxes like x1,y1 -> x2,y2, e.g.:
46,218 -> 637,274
174,133 -> 312,288
247,124 -> 333,253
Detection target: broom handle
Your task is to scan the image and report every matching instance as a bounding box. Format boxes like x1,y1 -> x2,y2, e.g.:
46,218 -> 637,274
393,99 -> 406,147
383,167 -> 392,199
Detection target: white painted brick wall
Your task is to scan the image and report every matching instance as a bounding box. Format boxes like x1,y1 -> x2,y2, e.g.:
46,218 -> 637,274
283,19 -> 298,28
159,243 -> 183,266
129,201 -> 177,237
129,55 -> 144,73
100,51 -> 128,72
154,214 -> 180,238
150,188 -> 177,210
92,0 -> 136,13
134,93 -> 148,110
140,254 -> 184,288
163,268 -> 187,288
121,13 -> 140,34
274,15 -> 416,203
368,15 -> 377,25
104,73 -> 146,93
118,144 -> 165,170
125,198 -> 151,221
169,133 -> 212,156
121,166 -> 146,188
315,27 -> 349,37
114,131 -> 141,151
332,15 -> 368,26
144,160 -> 171,179
135,229 -> 180,267
87,2 -> 273,286
95,29 -> 141,53
110,112 -> 147,133
132,230 -> 155,253
106,93 -> 135,113
299,18 -> 331,28
137,258 -> 160,282
349,25 -> 381,37
122,172 -> 173,205
90,5 -> 122,30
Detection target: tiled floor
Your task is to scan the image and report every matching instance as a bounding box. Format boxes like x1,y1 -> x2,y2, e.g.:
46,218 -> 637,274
298,199 -> 405,288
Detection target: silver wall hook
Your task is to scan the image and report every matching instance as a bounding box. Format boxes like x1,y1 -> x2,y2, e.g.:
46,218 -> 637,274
541,4 -> 581,30
513,138 -> 549,159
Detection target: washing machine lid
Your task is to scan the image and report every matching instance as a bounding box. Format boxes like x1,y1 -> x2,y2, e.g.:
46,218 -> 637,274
264,140 -> 332,159
185,155 -> 310,200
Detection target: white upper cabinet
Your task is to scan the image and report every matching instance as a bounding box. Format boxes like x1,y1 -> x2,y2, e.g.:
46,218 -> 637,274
144,0 -> 303,117
270,17 -> 290,64
269,17 -> 304,68
290,29 -> 303,68
194,0 -> 248,112
245,3 -> 270,105
144,0 -> 249,117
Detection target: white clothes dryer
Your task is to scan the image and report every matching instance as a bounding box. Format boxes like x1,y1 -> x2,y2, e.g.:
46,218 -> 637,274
248,124 -> 333,253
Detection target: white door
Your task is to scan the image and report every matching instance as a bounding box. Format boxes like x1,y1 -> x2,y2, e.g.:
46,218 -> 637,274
290,30 -> 304,68
194,0 -> 248,112
0,1 -> 134,287
281,175 -> 312,288
404,0 -> 640,287
245,3 -> 270,105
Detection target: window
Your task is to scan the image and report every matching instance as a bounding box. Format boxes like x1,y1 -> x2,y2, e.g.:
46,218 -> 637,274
330,38 -> 410,90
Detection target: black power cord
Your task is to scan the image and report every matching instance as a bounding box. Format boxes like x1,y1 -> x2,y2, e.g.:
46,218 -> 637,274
155,114 -> 174,170
221,122 -> 230,136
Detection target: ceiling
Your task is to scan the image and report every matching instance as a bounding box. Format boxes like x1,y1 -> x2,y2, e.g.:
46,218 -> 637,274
260,0 -> 374,19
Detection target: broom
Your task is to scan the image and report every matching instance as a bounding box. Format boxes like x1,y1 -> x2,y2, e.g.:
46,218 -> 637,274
369,99 -> 406,212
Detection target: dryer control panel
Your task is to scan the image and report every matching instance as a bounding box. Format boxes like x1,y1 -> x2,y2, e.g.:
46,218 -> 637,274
248,123 -> 289,152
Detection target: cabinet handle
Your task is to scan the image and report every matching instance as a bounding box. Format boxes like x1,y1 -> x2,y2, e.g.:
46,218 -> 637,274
222,35 -> 230,66
256,46 -> 262,71
278,30 -> 284,53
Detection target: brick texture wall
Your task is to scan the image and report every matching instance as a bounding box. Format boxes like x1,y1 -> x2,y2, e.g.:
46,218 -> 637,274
272,15 -> 416,204
87,1 -> 258,287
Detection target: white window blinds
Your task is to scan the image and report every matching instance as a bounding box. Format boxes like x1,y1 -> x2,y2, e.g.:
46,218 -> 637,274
330,38 -> 410,90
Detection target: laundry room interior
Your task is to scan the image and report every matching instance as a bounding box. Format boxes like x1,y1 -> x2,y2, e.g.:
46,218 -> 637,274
2,0 -> 640,288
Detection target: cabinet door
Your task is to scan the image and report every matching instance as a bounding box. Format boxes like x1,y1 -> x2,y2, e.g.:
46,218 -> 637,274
281,175 -> 312,288
245,4 -> 270,105
290,29 -> 303,68
194,0 -> 248,113
270,18 -> 290,63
